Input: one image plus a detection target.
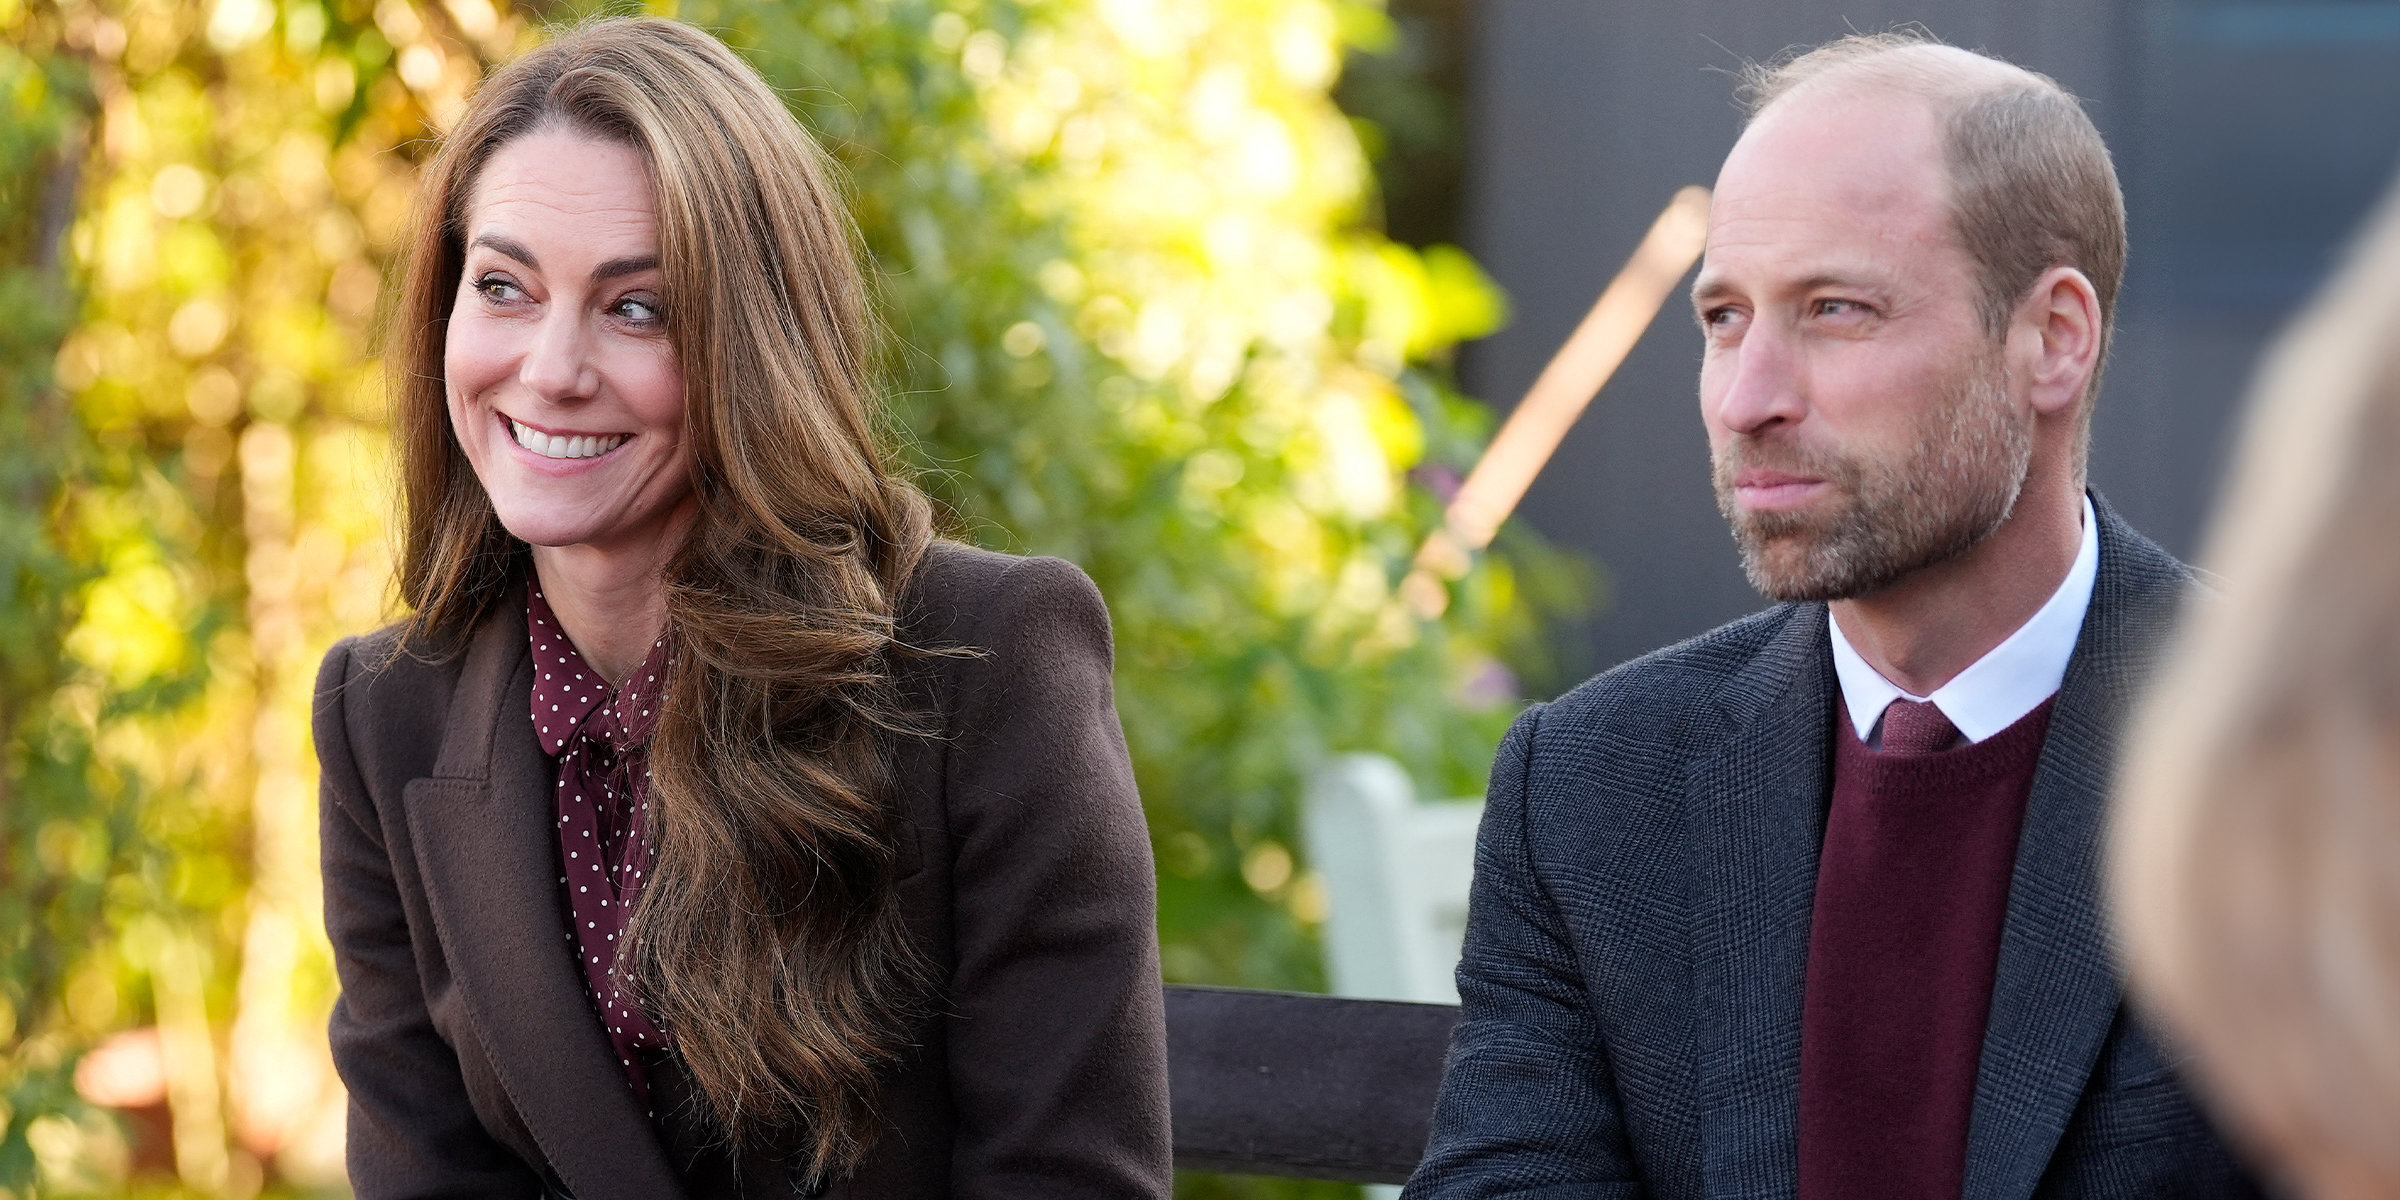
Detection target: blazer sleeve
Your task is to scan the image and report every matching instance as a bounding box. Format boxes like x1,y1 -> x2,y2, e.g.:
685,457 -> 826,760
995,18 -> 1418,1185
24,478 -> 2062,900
936,555 -> 1172,1200
1403,704 -> 1644,1199
316,640 -> 541,1198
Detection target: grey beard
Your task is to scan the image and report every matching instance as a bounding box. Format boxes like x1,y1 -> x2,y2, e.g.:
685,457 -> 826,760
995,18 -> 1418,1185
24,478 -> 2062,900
1713,369 -> 2033,603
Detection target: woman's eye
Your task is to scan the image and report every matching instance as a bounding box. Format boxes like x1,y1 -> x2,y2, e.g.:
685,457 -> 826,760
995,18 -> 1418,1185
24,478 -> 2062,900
614,297 -> 664,325
474,275 -> 524,302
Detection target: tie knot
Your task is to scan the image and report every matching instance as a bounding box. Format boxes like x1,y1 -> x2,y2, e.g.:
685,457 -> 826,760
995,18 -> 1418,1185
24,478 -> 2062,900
1880,698 -> 1959,755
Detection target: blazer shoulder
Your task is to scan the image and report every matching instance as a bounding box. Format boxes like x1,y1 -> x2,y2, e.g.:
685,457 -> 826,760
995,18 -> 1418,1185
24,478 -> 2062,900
314,619 -> 414,721
313,617 -> 469,790
2091,490 -> 2199,592
1541,602 -> 1811,735
905,540 -> 1108,648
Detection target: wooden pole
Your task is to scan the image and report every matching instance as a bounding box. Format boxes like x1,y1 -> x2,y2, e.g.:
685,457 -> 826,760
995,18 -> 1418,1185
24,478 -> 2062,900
1403,185 -> 1712,619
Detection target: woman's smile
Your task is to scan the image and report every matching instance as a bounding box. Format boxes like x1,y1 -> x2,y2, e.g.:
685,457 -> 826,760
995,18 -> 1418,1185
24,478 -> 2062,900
500,411 -> 632,463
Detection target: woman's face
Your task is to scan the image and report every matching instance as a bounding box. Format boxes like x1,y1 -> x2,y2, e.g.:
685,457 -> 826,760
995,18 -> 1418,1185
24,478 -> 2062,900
445,130 -> 694,560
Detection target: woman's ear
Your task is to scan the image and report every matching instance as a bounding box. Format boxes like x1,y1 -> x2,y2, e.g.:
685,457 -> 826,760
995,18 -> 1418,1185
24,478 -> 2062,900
2018,265 -> 2103,418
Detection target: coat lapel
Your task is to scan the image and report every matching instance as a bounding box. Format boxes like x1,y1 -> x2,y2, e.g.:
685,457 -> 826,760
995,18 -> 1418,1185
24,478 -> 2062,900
1686,605 -> 1835,1200
403,592 -> 691,1200
1962,495 -> 2193,1200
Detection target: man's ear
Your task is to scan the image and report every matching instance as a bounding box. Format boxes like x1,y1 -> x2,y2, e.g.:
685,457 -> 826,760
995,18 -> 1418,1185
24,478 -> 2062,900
2017,266 -> 2103,418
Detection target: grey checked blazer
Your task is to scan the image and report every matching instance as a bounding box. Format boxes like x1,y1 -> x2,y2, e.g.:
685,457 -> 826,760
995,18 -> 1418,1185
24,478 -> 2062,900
1404,495 -> 2262,1200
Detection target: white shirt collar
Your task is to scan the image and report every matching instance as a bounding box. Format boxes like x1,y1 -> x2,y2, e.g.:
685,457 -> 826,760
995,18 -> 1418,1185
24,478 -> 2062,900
1830,494 -> 2100,746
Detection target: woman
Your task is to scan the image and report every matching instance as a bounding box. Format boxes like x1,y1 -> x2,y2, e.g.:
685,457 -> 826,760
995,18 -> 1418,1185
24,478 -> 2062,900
2111,180 -> 2400,1196
314,18 -> 1169,1198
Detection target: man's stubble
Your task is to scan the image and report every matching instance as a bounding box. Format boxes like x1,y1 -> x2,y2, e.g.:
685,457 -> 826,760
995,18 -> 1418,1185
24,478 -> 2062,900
1712,348 -> 2034,603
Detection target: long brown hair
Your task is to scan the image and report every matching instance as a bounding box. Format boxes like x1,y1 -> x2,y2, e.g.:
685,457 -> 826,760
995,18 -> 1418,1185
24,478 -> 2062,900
389,17 -> 935,1174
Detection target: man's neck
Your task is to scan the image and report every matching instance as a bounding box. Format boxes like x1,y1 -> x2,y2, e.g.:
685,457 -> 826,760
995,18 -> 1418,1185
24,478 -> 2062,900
1829,481 -> 2085,697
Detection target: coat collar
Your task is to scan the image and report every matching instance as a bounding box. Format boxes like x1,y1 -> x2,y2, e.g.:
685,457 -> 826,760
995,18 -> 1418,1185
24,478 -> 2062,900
1962,493 -> 2191,1200
406,582 -> 691,1199
1685,597 -> 1834,1200
1684,492 -> 2191,1200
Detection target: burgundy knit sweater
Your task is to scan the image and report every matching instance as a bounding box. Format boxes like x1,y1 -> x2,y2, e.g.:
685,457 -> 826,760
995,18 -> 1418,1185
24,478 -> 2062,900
1795,695 -> 2056,1200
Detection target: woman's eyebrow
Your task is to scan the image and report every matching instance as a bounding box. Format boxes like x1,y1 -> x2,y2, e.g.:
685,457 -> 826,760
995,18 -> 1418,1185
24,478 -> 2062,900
465,235 -> 653,284
592,255 -> 658,283
469,232 -> 537,268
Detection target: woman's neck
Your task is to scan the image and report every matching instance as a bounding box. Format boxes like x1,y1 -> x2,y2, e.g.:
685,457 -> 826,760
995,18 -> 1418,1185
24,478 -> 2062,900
530,540 -> 676,686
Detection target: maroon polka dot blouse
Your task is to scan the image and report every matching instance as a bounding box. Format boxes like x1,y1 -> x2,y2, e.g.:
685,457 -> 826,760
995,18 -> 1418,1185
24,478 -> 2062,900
527,587 -> 671,1106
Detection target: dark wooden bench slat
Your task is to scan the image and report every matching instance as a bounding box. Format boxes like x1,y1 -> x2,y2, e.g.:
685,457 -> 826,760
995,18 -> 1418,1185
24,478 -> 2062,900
1164,984 -> 1460,1184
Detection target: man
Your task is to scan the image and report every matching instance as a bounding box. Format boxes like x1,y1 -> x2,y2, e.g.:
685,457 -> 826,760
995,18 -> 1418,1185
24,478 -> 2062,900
1404,34 -> 2260,1200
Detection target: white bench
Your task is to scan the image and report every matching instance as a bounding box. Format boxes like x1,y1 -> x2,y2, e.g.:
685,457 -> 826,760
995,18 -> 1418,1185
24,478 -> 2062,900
1301,753 -> 1485,1198
1303,753 -> 1485,1006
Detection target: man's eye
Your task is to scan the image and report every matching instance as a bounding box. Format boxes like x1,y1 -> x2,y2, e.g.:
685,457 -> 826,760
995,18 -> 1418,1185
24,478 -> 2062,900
1815,298 -> 1866,317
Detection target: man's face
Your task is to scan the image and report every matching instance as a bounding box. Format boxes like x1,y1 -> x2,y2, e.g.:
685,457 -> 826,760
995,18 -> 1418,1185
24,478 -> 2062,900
1693,86 -> 2034,602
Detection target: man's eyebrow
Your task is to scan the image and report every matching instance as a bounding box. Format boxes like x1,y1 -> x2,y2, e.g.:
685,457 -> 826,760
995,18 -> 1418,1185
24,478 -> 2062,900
469,233 -> 538,270
1690,270 -> 1889,306
1793,272 -> 1883,293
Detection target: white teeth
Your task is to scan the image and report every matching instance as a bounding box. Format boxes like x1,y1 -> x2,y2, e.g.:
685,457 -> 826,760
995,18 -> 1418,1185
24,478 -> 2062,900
509,418 -> 625,460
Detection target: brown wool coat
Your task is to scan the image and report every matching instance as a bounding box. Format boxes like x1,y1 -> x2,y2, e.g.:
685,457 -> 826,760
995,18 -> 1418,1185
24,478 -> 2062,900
315,542 -> 1172,1200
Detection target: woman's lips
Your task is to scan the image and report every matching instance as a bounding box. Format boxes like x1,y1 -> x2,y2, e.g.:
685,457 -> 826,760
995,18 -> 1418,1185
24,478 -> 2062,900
501,413 -> 630,462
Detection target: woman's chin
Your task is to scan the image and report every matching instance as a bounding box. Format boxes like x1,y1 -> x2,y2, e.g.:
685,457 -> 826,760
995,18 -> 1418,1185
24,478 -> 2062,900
491,511 -> 606,553
496,510 -> 689,562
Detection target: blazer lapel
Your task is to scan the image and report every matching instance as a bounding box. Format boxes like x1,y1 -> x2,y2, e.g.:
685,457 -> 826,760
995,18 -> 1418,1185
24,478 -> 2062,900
1962,495 -> 2192,1200
403,593 -> 691,1200
1686,605 -> 1835,1200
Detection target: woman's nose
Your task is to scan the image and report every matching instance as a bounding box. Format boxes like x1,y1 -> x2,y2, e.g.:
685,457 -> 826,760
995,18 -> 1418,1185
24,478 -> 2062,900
518,309 -> 597,403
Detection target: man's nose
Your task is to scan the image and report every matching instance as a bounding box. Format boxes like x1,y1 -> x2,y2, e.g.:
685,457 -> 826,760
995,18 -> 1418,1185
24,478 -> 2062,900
1708,322 -> 1806,436
519,309 -> 597,403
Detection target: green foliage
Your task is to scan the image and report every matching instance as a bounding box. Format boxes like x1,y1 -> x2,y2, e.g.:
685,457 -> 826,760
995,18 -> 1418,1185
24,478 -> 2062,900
1,0 -> 508,1190
0,14 -> 115,1186
673,1 -> 1571,1192
671,0 -> 1538,986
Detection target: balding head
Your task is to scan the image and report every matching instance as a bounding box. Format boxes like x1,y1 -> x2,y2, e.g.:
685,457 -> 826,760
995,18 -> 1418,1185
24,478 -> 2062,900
1740,33 -> 2125,412
1742,35 -> 2039,117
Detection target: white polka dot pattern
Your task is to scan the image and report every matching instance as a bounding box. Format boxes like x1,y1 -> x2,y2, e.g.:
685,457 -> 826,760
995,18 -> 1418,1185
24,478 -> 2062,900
528,588 -> 671,1105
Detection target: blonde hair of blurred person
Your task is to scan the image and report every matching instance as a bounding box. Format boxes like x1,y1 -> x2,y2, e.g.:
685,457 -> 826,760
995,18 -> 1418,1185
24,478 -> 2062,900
2113,181 -> 2400,1198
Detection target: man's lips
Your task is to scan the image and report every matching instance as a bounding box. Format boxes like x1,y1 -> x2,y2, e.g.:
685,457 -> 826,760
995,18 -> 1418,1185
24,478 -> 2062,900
1731,469 -> 1826,510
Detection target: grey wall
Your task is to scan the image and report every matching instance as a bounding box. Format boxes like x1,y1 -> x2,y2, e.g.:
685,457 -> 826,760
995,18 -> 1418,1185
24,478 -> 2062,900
1465,0 -> 2400,685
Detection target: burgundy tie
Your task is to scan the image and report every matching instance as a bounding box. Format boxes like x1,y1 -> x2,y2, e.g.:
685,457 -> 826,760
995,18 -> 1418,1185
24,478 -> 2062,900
1880,698 -> 1958,755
